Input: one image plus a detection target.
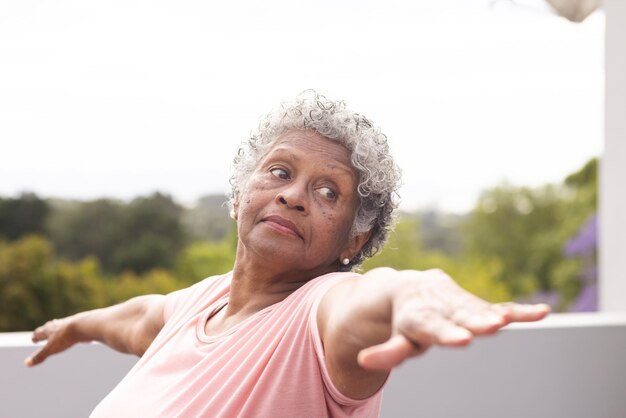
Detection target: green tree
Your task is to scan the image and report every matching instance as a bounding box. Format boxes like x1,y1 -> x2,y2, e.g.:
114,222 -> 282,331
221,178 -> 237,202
0,235 -> 106,331
47,198 -> 126,270
110,193 -> 187,273
461,158 -> 598,307
562,158 -> 598,234
363,218 -> 511,303
0,193 -> 50,240
464,184 -> 572,297
176,241 -> 236,284
183,194 -> 231,242
47,193 -> 188,274
104,268 -> 182,305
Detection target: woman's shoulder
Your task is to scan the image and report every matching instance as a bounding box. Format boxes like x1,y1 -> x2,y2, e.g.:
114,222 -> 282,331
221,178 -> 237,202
306,271 -> 362,290
281,271 -> 362,309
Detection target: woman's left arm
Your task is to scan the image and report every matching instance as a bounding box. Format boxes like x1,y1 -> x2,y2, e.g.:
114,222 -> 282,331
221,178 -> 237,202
317,267 -> 550,400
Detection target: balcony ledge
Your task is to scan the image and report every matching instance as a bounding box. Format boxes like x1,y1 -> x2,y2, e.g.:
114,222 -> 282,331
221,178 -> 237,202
2,312 -> 626,418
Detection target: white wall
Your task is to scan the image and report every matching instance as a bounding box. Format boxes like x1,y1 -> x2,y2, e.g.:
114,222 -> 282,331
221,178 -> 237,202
601,0 -> 626,311
3,314 -> 626,418
1,334 -> 137,418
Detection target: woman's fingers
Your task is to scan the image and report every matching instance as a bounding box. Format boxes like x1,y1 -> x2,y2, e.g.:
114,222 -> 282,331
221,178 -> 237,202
24,343 -> 53,367
398,309 -> 473,346
25,318 -> 76,367
24,348 -> 44,367
449,307 -> 507,335
495,302 -> 551,322
359,312 -> 474,371
357,335 -> 423,371
31,321 -> 53,343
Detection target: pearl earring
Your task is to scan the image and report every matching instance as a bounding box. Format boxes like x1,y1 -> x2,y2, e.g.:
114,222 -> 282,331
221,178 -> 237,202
342,258 -> 350,265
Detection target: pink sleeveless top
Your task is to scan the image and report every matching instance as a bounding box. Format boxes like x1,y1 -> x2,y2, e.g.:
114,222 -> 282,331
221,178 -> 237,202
90,272 -> 383,417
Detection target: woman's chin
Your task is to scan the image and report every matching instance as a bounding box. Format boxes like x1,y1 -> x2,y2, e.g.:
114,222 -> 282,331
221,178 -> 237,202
244,242 -> 300,264
244,247 -> 328,273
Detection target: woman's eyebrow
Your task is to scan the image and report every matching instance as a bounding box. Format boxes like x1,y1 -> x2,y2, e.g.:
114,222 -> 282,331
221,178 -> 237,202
324,163 -> 356,178
267,147 -> 301,161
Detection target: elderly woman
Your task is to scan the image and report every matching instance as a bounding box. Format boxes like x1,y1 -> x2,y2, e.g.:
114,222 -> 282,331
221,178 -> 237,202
25,91 -> 549,417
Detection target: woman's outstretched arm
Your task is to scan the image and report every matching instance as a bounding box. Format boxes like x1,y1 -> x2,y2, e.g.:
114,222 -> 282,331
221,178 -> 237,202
317,268 -> 550,400
25,294 -> 166,367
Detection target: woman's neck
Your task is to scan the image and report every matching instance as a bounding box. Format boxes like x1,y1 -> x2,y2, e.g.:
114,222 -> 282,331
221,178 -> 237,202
225,241 -> 335,318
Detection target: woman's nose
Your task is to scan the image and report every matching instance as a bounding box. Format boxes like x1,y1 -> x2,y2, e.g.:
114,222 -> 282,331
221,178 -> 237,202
276,184 -> 307,213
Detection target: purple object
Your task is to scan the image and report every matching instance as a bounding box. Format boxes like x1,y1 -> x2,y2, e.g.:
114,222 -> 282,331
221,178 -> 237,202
569,283 -> 598,312
565,214 -> 598,312
565,214 -> 597,257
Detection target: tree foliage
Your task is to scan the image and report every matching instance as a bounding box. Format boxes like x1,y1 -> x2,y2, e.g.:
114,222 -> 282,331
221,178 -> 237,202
182,195 -> 230,242
464,184 -> 571,296
46,198 -> 126,270
0,236 -> 106,331
0,193 -> 49,240
46,193 -> 186,274
176,241 -> 236,285
362,218 -> 512,303
461,159 -> 597,306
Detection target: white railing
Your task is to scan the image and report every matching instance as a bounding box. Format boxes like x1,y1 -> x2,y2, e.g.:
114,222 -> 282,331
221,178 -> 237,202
2,312 -> 625,418
601,0 -> 626,312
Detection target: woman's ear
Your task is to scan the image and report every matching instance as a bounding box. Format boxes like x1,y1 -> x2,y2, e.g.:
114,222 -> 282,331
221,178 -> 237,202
230,196 -> 239,221
342,230 -> 372,261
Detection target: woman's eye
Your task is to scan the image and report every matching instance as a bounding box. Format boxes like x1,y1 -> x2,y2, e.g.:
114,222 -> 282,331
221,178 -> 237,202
317,187 -> 337,200
270,168 -> 289,179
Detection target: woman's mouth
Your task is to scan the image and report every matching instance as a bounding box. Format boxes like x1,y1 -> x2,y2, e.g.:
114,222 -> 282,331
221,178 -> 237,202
262,216 -> 303,239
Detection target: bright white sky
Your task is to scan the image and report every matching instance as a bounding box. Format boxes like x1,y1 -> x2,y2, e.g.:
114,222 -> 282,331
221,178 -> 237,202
0,0 -> 604,212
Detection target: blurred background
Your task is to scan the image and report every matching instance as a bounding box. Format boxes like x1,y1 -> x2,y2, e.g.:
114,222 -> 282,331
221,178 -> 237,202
0,0 -> 603,331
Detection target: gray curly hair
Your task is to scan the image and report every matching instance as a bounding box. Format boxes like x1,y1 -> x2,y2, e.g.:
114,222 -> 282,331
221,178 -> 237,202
228,90 -> 401,271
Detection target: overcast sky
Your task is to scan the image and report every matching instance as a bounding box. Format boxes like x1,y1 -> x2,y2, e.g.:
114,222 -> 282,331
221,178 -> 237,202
0,0 -> 604,212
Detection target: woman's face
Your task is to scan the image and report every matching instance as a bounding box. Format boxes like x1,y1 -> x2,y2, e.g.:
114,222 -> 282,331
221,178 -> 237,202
234,130 -> 364,274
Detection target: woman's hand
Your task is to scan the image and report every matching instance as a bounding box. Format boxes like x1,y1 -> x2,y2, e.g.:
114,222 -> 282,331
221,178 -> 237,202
25,294 -> 166,367
357,268 -> 550,371
319,267 -> 550,399
317,268 -> 550,399
25,316 -> 84,367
